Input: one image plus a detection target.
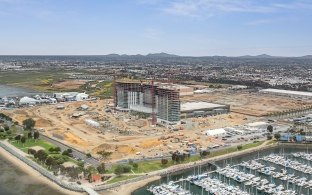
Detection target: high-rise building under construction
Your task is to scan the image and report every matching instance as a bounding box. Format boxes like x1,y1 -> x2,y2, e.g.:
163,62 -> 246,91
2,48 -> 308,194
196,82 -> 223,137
114,81 -> 181,124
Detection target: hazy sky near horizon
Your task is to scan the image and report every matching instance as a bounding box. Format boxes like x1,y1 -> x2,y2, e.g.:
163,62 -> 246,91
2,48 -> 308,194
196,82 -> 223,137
0,0 -> 312,56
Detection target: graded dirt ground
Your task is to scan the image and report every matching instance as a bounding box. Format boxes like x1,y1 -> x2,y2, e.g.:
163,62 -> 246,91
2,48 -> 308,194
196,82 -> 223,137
182,91 -> 312,116
3,91 -> 311,162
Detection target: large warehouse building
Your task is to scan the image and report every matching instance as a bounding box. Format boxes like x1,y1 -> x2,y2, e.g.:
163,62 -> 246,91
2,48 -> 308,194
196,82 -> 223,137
181,101 -> 230,118
260,88 -> 312,99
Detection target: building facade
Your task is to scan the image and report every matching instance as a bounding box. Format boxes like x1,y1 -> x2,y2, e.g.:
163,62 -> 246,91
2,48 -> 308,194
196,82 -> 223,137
114,81 -> 181,124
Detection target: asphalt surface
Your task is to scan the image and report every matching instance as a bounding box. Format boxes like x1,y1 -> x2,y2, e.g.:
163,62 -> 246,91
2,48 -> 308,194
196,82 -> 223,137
1,119 -> 101,166
39,134 -> 100,166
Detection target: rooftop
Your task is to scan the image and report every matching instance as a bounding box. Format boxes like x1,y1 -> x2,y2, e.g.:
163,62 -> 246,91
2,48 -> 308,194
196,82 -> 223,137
181,101 -> 226,112
260,88 -> 312,97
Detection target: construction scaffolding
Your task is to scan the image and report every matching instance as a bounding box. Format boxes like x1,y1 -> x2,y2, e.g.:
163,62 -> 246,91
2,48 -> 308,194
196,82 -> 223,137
113,80 -> 181,124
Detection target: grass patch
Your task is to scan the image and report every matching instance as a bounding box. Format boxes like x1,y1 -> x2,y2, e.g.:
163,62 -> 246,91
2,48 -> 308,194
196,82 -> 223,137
107,175 -> 139,184
80,80 -> 112,99
10,138 -> 56,153
0,71 -> 69,92
106,141 -> 267,174
265,140 -> 277,145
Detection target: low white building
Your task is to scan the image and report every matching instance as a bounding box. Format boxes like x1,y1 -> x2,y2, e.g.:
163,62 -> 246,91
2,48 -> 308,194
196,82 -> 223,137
205,128 -> 226,137
19,97 -> 38,106
76,93 -> 89,101
49,98 -> 57,104
229,85 -> 248,90
85,119 -> 100,128
260,88 -> 312,99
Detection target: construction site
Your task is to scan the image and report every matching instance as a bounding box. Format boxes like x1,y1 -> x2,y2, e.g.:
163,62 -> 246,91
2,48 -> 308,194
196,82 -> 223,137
2,81 -> 312,162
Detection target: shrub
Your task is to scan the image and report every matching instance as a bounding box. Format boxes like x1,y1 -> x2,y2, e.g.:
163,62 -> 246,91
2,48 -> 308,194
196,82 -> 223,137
28,148 -> 37,155
132,163 -> 138,169
3,125 -> 9,131
97,163 -> 106,174
62,150 -> 71,156
161,158 -> 168,165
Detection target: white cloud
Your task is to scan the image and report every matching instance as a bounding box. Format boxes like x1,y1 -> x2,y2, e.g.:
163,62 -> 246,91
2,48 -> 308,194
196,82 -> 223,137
137,0 -> 163,5
245,18 -> 285,26
163,0 -> 312,18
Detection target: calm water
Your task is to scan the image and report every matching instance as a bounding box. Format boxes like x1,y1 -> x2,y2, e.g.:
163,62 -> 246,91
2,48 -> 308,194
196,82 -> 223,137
132,146 -> 311,195
0,154 -> 66,195
0,84 -> 37,97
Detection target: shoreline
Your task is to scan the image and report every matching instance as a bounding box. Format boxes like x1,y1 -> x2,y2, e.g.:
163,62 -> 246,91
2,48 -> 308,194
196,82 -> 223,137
115,141 -> 277,194
101,175 -> 161,195
0,146 -> 83,195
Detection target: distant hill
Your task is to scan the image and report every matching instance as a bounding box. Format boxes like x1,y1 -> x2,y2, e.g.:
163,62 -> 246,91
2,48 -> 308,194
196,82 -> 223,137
239,54 -> 276,58
300,55 -> 312,59
106,53 -> 121,57
146,52 -> 179,57
101,52 -> 179,58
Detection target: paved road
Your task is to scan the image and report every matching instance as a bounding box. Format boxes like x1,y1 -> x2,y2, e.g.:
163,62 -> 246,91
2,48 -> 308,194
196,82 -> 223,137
39,134 -> 100,166
1,118 -> 101,167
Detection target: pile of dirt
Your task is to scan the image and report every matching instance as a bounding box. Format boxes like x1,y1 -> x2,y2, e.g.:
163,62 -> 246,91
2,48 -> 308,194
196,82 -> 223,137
117,145 -> 138,154
139,140 -> 162,149
92,143 -> 115,153
35,118 -> 52,127
64,132 -> 88,146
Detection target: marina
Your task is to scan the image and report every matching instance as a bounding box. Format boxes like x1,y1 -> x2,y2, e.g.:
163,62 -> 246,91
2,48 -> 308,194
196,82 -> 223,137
134,146 -> 312,195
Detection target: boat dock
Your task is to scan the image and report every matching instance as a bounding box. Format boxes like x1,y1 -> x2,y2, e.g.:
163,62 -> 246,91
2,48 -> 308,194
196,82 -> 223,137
147,152 -> 312,195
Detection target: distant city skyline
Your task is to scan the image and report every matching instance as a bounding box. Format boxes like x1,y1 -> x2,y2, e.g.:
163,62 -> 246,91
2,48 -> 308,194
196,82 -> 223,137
0,0 -> 312,56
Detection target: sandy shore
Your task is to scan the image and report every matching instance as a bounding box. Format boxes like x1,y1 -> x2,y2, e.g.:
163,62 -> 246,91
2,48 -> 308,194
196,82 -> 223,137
100,175 -> 161,195
0,147 -> 83,195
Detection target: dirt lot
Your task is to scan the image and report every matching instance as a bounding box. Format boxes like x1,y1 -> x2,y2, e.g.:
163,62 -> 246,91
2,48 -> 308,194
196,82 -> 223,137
182,91 -> 312,117
4,91 -> 310,162
3,99 -> 241,161
52,80 -> 87,90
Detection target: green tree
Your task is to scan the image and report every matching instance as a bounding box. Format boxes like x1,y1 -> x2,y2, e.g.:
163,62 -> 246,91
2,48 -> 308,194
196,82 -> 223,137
274,133 -> 281,140
237,145 -> 243,150
46,156 -> 56,168
114,165 -> 124,176
267,134 -> 273,140
132,163 -> 138,169
22,118 -> 36,130
62,150 -> 71,156
161,158 -> 168,166
33,131 -> 40,141
28,148 -> 36,155
267,125 -> 273,133
37,150 -> 48,162
200,150 -> 210,158
86,153 -> 92,158
97,163 -> 106,174
20,136 -> 26,146
27,131 -> 33,139
14,134 -> 21,142
54,147 -> 61,153
3,125 -> 9,131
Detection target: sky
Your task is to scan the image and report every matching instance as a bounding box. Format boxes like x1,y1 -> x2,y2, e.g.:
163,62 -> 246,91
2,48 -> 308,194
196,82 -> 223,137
0,0 -> 312,56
